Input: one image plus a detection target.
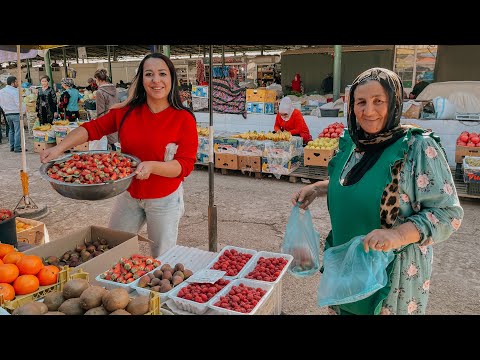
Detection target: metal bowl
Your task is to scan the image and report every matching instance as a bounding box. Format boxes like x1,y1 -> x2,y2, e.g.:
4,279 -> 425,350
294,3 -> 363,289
39,150 -> 141,201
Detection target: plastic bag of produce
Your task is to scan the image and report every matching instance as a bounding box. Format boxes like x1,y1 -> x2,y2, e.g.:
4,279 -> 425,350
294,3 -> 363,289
317,235 -> 394,307
281,205 -> 320,278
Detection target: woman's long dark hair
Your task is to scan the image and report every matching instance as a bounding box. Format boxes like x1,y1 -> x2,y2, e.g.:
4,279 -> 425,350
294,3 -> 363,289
118,53 -> 195,137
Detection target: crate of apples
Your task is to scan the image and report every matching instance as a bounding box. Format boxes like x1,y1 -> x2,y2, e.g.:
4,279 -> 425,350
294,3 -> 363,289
457,131 -> 480,147
318,122 -> 345,139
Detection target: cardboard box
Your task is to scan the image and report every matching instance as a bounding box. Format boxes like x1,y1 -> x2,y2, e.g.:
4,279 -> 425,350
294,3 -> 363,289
73,142 -> 89,152
246,102 -> 265,114
56,137 -> 89,152
34,141 -> 55,153
246,89 -> 276,102
191,85 -> 208,98
196,153 -> 209,164
304,148 -> 336,167
262,156 -> 301,175
16,217 -> 45,246
238,155 -> 262,172
264,102 -> 275,114
215,153 -> 238,170
23,226 -> 139,286
455,145 -> 480,163
463,156 -> 480,183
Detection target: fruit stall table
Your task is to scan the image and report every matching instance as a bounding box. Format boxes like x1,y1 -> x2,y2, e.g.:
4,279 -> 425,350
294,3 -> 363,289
129,245 -> 287,315
195,112 -> 480,168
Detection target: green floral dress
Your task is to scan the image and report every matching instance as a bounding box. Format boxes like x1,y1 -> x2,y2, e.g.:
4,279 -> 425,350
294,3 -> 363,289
331,132 -> 464,315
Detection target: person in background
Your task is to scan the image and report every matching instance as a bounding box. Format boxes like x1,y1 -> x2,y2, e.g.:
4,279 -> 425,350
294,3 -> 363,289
58,78 -> 82,121
116,80 -> 128,89
36,75 -> 58,125
321,73 -> 334,95
274,97 -> 312,145
0,105 -> 8,144
291,73 -> 302,94
86,77 -> 98,92
40,53 -> 198,258
0,76 -> 26,152
292,67 -> 463,315
94,68 -> 119,150
409,80 -> 430,99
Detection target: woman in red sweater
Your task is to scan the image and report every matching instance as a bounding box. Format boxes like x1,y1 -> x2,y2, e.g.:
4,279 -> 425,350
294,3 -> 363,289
40,53 -> 198,257
274,97 -> 312,145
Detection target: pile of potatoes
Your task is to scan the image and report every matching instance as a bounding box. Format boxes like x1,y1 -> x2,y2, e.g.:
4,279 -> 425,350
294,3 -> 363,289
12,278 -> 151,315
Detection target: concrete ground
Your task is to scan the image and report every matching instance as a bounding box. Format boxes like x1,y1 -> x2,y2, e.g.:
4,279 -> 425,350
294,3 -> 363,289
1,136 -> 479,315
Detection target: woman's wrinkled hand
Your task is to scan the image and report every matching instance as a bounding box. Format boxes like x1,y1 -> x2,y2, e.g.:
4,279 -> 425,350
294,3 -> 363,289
363,229 -> 404,252
291,184 -> 318,210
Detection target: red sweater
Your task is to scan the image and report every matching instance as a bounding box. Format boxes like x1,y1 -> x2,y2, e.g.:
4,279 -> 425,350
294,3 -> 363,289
81,103 -> 198,199
274,109 -> 312,143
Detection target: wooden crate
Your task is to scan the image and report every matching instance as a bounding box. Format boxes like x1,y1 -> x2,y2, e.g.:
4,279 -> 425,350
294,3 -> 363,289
455,145 -> 480,163
16,217 -> 45,246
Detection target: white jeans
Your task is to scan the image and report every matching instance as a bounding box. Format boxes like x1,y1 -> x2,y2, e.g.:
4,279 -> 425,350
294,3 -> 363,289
108,184 -> 185,257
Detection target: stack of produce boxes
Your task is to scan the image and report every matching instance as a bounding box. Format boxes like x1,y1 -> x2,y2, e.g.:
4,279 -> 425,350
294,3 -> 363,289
262,136 -> 303,177
32,124 -> 56,153
196,126 -> 210,164
304,122 -> 344,167
214,134 -> 240,170
246,89 -> 277,114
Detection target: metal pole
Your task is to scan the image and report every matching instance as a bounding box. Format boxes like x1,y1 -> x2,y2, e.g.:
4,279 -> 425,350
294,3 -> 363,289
44,49 -> 54,88
16,46 -> 27,175
113,46 -> 117,61
107,45 -> 113,83
333,45 -> 342,101
163,45 -> 170,58
261,45 -> 264,56
222,45 -> 225,67
26,58 -> 31,83
208,44 -> 217,253
75,46 -> 79,64
63,47 -> 68,78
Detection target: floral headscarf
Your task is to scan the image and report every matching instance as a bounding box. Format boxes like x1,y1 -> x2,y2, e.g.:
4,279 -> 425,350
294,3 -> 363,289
61,78 -> 75,88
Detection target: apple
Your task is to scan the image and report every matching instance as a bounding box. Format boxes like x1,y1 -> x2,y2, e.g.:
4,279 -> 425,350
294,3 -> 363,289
460,134 -> 469,143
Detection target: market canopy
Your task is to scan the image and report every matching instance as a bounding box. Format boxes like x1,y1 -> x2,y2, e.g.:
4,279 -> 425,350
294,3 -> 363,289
45,45 -> 302,61
0,45 -> 66,64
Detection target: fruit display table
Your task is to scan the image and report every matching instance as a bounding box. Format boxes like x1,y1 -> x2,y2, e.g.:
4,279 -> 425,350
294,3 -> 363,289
129,245 -> 287,315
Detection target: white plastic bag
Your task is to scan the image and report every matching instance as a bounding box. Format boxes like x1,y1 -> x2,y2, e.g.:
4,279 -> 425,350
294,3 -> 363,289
89,136 -> 108,150
433,96 -> 456,119
164,143 -> 178,161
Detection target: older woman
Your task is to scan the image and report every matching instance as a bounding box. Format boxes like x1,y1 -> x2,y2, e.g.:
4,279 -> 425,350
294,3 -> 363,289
292,67 -> 464,315
40,53 -> 198,258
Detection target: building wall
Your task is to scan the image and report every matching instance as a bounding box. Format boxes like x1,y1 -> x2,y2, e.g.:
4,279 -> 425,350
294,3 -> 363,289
435,45 -> 480,81
281,50 -> 394,93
